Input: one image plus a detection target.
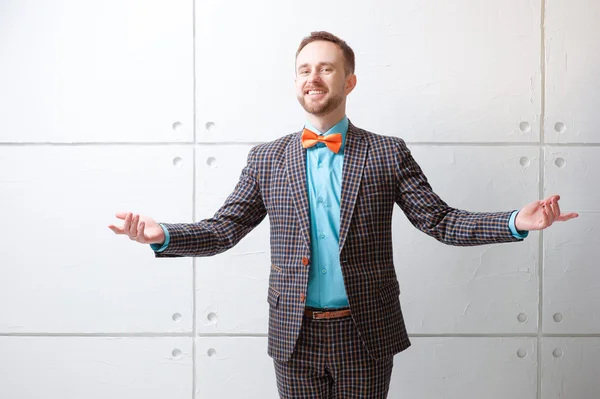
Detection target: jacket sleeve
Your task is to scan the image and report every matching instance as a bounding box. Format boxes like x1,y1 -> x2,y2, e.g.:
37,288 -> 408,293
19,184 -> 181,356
155,146 -> 267,258
393,138 -> 522,246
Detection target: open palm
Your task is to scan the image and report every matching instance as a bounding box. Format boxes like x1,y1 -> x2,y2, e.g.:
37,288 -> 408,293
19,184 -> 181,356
515,195 -> 578,231
108,212 -> 165,244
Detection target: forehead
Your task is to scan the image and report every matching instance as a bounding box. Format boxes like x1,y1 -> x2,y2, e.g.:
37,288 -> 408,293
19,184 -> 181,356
296,40 -> 344,67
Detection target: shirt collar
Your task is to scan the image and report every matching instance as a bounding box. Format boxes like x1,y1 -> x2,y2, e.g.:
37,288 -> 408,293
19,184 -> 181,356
304,116 -> 349,153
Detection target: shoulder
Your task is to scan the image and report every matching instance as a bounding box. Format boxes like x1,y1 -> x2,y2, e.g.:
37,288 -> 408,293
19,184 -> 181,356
245,131 -> 299,164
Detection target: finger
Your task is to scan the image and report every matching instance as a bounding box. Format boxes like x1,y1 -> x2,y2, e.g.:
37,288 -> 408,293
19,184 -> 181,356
137,221 -> 146,243
557,212 -> 579,222
123,213 -> 132,233
129,214 -> 139,238
541,206 -> 550,228
537,200 -> 546,211
552,198 -> 562,217
548,203 -> 558,225
545,200 -> 557,221
115,212 -> 128,220
543,194 -> 560,203
108,224 -> 125,234
128,214 -> 138,236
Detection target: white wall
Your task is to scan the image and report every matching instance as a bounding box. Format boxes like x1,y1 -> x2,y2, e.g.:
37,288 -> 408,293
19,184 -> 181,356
0,0 -> 598,398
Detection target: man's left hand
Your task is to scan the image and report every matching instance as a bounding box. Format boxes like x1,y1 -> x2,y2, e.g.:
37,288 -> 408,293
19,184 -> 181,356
515,195 -> 578,231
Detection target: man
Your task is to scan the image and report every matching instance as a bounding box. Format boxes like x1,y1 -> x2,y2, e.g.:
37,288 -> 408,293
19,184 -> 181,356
109,31 -> 578,398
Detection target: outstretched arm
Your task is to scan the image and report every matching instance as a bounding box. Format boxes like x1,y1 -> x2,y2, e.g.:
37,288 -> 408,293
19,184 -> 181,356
109,146 -> 267,257
393,138 -> 577,246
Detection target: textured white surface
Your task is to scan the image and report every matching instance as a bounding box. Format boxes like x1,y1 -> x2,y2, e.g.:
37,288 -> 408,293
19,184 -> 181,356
196,337 -> 276,398
0,0 -> 193,143
544,147 -> 600,211
545,0 -> 600,143
196,0 -> 541,143
0,146 -> 193,333
0,337 -> 193,399
390,338 -> 538,399
543,148 -> 600,333
541,338 -> 600,399
396,146 -> 540,333
195,145 -> 271,333
543,212 -> 599,333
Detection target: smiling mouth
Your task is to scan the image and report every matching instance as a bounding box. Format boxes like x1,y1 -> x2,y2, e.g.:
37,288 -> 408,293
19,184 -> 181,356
306,90 -> 327,96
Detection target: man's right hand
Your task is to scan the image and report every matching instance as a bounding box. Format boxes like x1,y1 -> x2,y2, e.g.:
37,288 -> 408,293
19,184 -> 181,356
108,212 -> 165,245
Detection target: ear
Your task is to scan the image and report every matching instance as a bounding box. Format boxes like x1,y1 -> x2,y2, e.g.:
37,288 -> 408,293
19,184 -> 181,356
344,74 -> 357,95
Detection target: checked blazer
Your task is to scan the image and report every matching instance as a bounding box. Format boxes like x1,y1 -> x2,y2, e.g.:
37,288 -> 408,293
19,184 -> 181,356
156,122 -> 522,362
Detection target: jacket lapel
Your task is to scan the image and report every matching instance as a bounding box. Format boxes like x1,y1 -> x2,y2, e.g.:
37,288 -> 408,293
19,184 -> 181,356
285,131 -> 311,250
339,123 -> 367,252
285,123 -> 368,253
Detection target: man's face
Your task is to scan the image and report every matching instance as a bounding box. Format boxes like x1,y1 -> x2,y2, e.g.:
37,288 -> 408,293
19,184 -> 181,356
295,41 -> 353,117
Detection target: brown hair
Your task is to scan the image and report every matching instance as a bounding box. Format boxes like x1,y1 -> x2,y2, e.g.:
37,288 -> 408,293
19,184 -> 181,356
296,31 -> 355,75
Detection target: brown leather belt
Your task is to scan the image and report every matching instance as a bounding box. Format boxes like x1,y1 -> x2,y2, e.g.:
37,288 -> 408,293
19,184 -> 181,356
304,308 -> 351,320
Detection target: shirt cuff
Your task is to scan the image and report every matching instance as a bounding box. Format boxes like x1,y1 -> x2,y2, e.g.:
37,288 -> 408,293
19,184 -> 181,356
509,210 -> 529,239
149,223 -> 170,252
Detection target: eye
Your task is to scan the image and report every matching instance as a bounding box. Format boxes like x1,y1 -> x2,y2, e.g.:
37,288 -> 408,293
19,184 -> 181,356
299,69 -> 309,75
321,67 -> 332,72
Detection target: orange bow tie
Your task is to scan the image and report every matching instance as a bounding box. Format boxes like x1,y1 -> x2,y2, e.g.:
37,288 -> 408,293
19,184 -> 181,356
301,128 -> 343,154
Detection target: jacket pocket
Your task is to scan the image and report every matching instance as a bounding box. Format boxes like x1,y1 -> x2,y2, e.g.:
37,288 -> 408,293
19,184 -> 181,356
379,280 -> 400,304
267,286 -> 280,308
271,263 -> 282,273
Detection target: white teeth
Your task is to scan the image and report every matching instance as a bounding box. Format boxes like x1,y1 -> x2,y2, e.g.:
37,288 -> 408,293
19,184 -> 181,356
308,90 -> 326,95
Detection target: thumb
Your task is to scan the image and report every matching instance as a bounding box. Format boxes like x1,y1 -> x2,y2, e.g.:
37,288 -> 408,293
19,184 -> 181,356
107,224 -> 123,234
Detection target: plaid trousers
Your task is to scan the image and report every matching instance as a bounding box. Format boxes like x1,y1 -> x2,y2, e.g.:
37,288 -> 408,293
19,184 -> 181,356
274,314 -> 393,398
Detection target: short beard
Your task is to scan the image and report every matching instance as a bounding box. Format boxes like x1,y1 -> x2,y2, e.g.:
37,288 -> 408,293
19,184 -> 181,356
297,91 -> 344,117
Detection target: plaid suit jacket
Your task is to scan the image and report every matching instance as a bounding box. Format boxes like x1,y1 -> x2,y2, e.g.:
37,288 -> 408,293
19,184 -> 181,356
156,122 -> 522,362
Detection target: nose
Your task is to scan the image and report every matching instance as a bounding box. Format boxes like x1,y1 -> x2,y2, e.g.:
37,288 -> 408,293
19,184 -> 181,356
308,69 -> 321,83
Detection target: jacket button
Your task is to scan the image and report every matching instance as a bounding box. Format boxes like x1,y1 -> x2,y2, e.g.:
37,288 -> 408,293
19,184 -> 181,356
300,293 -> 306,302
301,257 -> 309,266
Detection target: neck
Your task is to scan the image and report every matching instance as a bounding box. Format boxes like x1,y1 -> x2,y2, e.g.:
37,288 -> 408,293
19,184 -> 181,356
305,103 -> 346,133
